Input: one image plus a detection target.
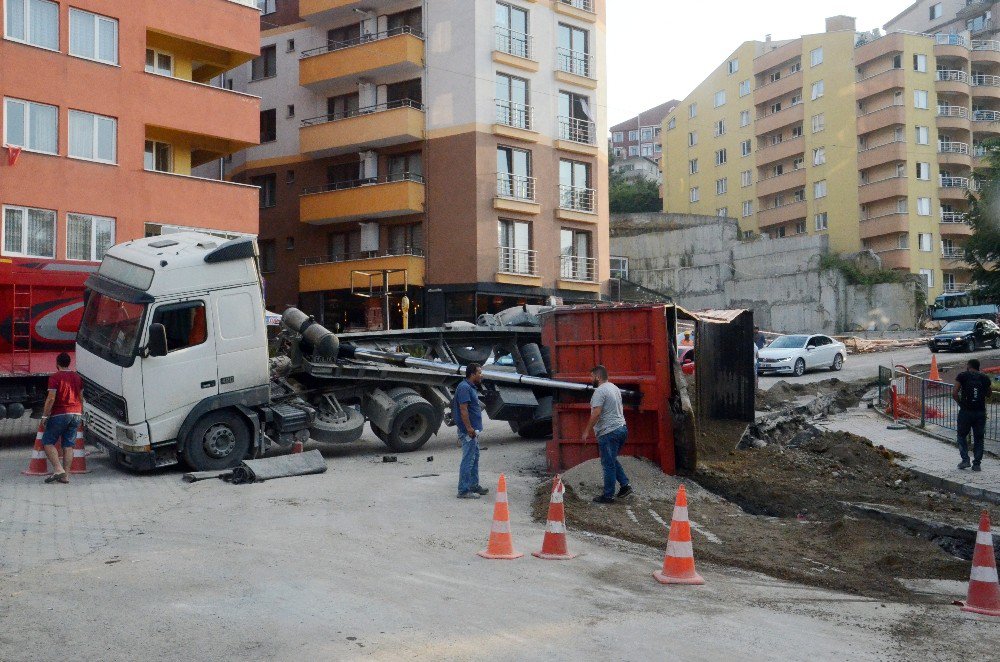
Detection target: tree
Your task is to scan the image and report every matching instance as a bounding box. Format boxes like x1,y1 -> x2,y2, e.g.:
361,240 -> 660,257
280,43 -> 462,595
966,138 -> 1000,298
609,175 -> 661,213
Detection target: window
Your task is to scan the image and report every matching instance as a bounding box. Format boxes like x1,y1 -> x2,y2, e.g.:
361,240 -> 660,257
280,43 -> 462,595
793,157 -> 804,169
497,73 -> 530,129
260,109 -> 277,143
613,147 -> 623,157
286,237 -> 295,251
741,170 -> 752,187
714,119 -> 726,136
559,228 -> 592,280
153,302 -> 208,353
795,221 -> 806,235
690,187 -> 700,202
815,212 -> 828,230
68,110 -> 116,164
258,0 -> 277,14
717,207 -> 728,217
715,148 -> 727,165
812,147 -> 826,165
740,139 -> 751,157
771,101 -> 782,115
897,198 -> 909,214
689,158 -> 699,174
811,81 -> 824,100
914,53 -> 927,73
914,90 -> 929,109
4,0 -> 58,50
714,90 -> 726,107
640,127 -> 653,141
930,3 -> 942,20
641,143 -> 653,156
793,189 -> 805,202
742,200 -> 753,217
66,213 -> 114,261
667,117 -> 676,130
286,104 -> 296,119
769,70 -> 782,83
499,219 -> 532,274
251,173 -> 277,209
773,164 -> 784,177
728,58 -> 739,74
69,9 -> 118,65
628,129 -> 639,141
613,131 -> 623,143
814,180 -> 827,198
716,178 -> 727,195
892,54 -> 903,69
898,234 -> 910,249
689,103 -> 697,118
811,113 -> 825,133
144,140 -> 171,172
740,110 -> 751,127
917,197 -> 931,215
2,97 -> 57,154
251,45 -> 277,81
810,47 -> 823,67
920,268 -> 935,288
499,146 -> 532,198
739,80 -> 751,97
628,145 -> 639,157
2,205 -> 55,258
145,48 -> 173,76
791,93 -> 802,106
918,233 -> 933,252
688,131 -> 697,146
917,162 -> 930,180
557,23 -> 590,76
916,125 -> 930,144
792,125 -> 803,138
286,169 -> 295,185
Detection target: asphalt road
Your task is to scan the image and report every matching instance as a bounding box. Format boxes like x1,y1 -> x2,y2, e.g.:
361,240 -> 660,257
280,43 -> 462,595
0,417 -> 994,660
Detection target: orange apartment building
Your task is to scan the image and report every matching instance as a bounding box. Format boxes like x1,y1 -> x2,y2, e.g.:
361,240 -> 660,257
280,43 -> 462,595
0,0 -> 261,265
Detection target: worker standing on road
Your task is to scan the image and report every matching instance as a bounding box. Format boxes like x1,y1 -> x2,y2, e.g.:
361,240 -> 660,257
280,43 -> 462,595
582,365 -> 631,504
40,352 -> 83,484
754,326 -> 767,350
454,363 -> 489,499
954,358 -> 992,472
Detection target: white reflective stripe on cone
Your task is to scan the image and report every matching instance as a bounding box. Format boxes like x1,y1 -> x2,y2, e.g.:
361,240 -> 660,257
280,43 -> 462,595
491,520 -> 511,534
495,492 -> 508,503
546,520 -> 566,534
971,566 -> 999,583
551,491 -> 564,504
73,449 -> 85,457
977,531 -> 995,546
672,506 -> 689,522
30,451 -> 45,459
666,539 -> 694,558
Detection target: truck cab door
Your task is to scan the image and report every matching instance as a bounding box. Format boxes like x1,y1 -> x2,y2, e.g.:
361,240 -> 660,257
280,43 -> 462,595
141,299 -> 218,442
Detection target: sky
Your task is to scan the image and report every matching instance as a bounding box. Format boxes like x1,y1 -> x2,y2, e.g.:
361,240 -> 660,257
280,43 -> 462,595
606,1 -> 907,125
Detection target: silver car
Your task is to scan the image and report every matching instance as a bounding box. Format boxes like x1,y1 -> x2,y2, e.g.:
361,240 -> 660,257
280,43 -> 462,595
757,334 -> 846,377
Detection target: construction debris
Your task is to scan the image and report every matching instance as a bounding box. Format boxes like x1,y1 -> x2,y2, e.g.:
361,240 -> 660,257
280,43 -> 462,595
229,450 -> 327,484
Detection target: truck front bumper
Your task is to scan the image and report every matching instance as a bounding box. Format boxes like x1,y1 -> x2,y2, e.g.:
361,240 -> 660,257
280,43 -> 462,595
86,428 -> 158,472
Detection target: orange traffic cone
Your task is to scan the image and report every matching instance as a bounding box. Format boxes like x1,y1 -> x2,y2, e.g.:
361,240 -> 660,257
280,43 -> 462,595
533,476 -> 577,560
477,473 -> 523,560
654,484 -> 704,585
21,423 -> 51,476
69,428 -> 90,474
960,510 -> 1000,617
929,355 -> 941,382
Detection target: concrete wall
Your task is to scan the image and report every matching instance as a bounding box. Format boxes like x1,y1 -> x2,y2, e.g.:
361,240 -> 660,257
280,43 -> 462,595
611,213 -> 922,333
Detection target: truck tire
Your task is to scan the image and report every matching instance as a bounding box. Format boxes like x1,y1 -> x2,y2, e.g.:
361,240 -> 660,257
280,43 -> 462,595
182,410 -> 251,471
515,419 -> 552,439
384,394 -> 439,453
310,405 -> 365,444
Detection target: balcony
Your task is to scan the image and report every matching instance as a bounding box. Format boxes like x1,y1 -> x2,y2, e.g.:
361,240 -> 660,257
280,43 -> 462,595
494,27 -> 536,72
973,109 -> 1000,122
972,73 -> 1000,89
300,27 -> 424,91
936,69 -> 972,95
557,185 -> 597,222
941,210 -> 969,223
556,116 -> 598,155
752,69 -> 803,105
756,168 -> 806,198
941,217 -> 974,236
300,0 -> 369,23
939,140 -> 973,167
876,249 -> 912,270
858,139 -> 907,169
937,104 -> 972,131
554,0 -> 597,22
757,199 -> 806,229
555,48 -> 597,88
299,249 -> 425,293
497,247 -> 539,284
755,102 -> 804,135
972,39 -> 1000,64
943,282 -> 974,293
942,247 -> 967,260
495,174 -> 539,214
494,100 -> 536,142
860,213 -> 909,240
300,174 -> 425,225
857,69 -> 905,99
939,176 -> 972,201
299,100 -> 424,158
753,39 -> 802,73
857,103 -> 905,134
559,255 -> 598,284
959,1 -> 993,20
141,73 -> 259,150
755,136 -> 804,167
859,176 -> 908,204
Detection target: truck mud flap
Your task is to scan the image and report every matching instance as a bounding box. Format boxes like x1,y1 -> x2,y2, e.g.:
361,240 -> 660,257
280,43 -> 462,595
229,449 -> 327,484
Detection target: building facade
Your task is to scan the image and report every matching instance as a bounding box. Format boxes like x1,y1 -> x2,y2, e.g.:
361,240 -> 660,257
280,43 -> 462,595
610,155 -> 661,185
0,0 -> 261,266
609,99 -> 679,163
662,15 -> 988,297
221,0 -> 608,329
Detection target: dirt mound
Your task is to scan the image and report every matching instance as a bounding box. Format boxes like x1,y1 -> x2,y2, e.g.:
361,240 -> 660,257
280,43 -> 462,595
757,378 -> 875,412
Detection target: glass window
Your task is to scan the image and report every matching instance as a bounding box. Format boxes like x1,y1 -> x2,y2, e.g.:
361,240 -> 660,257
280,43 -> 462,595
914,90 -> 928,109
917,162 -> 930,180
640,143 -> 653,156
810,47 -> 823,67
67,213 -> 115,261
714,119 -> 726,136
689,103 -> 697,118
257,0 -> 277,13
640,127 -> 653,141
716,178 -> 727,195
2,205 -> 55,258
3,97 -> 57,154
914,53 -> 927,72
814,180 -> 827,198
728,58 -> 739,74
496,73 -> 530,128
251,173 -> 277,209
69,110 -> 117,164
260,109 -> 277,143
690,187 -> 699,202
689,158 -> 698,174
667,117 -> 676,130
715,148 -> 727,165
498,219 -> 532,274
69,8 -> 118,65
815,212 -> 828,230
4,0 -> 58,50
688,131 -> 697,146
740,110 -> 750,127
144,140 -> 172,172
917,197 -> 931,215
812,147 -> 826,165
739,79 -> 751,97
811,113 -> 825,132
930,3 -> 942,20
628,129 -> 639,141
559,228 -> 592,281
495,2 -> 528,58
251,45 -> 277,81
612,131 -> 623,142
740,139 -> 751,157
556,23 -> 590,76
742,200 -> 753,217
627,145 -> 639,156
916,125 -> 930,144
811,80 -> 824,100
145,48 -> 173,76
153,302 -> 208,353
741,170 -> 752,187
714,90 -> 726,107
918,233 -> 933,252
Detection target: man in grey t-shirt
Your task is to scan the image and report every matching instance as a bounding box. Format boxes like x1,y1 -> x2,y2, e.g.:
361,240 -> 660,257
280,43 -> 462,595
581,365 -> 631,504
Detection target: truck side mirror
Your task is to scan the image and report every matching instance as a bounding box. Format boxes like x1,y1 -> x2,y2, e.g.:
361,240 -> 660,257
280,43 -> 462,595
147,323 -> 168,357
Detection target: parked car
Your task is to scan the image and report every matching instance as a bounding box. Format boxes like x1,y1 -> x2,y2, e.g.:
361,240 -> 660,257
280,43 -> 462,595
929,319 -> 1000,353
757,334 -> 846,377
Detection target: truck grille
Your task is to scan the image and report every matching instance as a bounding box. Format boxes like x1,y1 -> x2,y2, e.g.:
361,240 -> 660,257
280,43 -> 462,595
86,407 -> 116,443
82,377 -> 127,421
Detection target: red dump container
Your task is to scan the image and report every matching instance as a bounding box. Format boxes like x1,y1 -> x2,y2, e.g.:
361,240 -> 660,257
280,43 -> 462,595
543,305 -> 676,475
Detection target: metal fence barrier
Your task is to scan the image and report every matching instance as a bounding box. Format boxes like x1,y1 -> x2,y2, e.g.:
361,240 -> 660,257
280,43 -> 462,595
877,366 -> 1000,454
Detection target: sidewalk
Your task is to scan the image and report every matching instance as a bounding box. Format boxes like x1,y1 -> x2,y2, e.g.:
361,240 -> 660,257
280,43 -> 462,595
820,409 -> 1000,504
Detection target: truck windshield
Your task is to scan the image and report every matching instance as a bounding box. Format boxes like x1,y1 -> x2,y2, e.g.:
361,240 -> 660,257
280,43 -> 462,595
77,292 -> 146,367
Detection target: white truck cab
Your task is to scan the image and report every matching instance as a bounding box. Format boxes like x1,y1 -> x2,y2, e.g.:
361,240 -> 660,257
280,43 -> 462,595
77,232 -> 269,470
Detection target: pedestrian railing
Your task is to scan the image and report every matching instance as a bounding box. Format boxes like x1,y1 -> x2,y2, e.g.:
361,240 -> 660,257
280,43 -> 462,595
877,366 -> 1000,454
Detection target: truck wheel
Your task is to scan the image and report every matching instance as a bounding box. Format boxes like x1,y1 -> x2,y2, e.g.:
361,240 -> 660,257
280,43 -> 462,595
310,406 -> 365,444
182,410 -> 250,471
384,395 -> 439,453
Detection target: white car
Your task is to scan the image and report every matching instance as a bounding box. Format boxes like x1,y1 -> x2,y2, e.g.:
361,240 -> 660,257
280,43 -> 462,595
757,334 -> 846,377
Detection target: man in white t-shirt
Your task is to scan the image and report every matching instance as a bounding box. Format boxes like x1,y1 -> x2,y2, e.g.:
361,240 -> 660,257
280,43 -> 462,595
581,365 -> 631,504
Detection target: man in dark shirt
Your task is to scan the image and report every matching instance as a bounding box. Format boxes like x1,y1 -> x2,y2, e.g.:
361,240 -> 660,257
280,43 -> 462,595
953,358 -> 992,471
40,352 -> 84,484
452,363 -> 488,499
754,326 -> 767,351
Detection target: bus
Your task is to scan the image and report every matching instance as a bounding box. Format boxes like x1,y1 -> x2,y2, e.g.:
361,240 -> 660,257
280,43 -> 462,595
930,291 -> 999,323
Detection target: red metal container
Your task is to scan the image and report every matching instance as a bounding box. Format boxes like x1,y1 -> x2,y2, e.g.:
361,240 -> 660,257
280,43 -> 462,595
543,305 -> 676,475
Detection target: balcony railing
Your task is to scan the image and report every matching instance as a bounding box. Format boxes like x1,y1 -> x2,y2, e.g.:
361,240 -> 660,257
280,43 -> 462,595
497,173 -> 536,202
936,69 -> 969,82
941,210 -> 969,223
557,116 -> 596,144
938,105 -> 970,117
558,185 -> 596,212
972,19 -> 995,35
973,39 -> 1000,51
495,99 -> 533,131
559,254 -> 597,283
498,246 -> 537,276
973,109 -> 1000,121
942,247 -> 967,259
301,246 -> 424,266
934,34 -> 968,47
858,137 -> 906,153
556,47 -> 595,78
943,283 -> 972,293
300,98 -> 423,126
974,143 -> 990,156
972,73 -> 1000,86
558,0 -> 595,11
755,99 -> 803,121
494,26 -> 533,60
301,171 -> 424,195
939,141 -> 970,154
301,25 -> 423,59
941,176 -> 971,188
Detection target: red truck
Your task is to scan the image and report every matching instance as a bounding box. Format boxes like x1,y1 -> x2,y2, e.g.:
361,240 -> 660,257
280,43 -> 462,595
0,257 -> 94,418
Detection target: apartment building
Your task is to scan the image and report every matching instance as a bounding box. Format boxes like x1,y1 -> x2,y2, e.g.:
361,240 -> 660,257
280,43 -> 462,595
609,99 -> 679,163
662,15 -> 986,297
0,0 -> 261,266
222,0 -> 608,329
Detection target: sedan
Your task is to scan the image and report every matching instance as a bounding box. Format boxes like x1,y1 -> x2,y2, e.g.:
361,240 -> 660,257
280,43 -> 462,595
929,319 -> 1000,353
758,334 -> 846,377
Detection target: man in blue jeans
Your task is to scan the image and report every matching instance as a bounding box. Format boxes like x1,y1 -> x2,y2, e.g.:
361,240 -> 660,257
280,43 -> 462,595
453,363 -> 489,499
41,352 -> 84,484
581,365 -> 631,504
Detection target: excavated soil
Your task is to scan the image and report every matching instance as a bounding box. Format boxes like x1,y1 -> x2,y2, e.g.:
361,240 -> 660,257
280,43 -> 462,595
756,378 -> 876,412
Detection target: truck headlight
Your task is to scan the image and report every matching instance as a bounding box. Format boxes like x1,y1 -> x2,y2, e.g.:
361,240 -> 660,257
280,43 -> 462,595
116,424 -> 150,452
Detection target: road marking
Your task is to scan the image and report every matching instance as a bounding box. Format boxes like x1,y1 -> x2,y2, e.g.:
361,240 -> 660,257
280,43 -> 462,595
626,508 -> 638,524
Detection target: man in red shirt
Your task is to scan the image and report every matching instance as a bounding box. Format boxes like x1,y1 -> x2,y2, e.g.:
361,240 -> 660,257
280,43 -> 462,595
40,352 -> 84,484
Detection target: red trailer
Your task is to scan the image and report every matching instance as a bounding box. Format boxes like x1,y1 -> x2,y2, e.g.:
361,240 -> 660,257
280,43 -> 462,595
0,258 -> 94,417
